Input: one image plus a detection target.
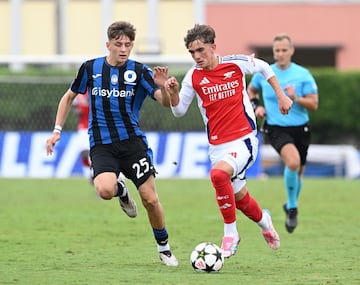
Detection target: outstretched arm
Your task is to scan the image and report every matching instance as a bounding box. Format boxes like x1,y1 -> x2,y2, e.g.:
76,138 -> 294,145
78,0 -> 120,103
267,76 -> 293,115
153,66 -> 170,107
164,71 -> 195,118
248,56 -> 292,115
46,89 -> 77,155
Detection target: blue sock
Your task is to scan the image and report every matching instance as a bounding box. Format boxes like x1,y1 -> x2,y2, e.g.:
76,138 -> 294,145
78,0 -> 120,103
296,178 -> 303,199
153,227 -> 169,247
284,167 -> 299,209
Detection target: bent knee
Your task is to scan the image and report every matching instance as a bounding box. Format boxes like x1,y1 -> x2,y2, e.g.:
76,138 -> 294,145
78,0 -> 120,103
141,196 -> 160,210
210,169 -> 229,186
97,191 -> 113,200
96,185 -> 116,200
286,160 -> 300,171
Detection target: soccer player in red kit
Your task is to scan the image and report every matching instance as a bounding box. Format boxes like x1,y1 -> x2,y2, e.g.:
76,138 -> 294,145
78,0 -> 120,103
164,24 -> 292,258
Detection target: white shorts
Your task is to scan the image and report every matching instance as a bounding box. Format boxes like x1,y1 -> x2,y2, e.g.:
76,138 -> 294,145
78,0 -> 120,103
208,132 -> 258,193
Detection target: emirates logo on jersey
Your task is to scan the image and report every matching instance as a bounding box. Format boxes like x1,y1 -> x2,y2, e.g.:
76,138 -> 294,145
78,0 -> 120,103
201,80 -> 240,102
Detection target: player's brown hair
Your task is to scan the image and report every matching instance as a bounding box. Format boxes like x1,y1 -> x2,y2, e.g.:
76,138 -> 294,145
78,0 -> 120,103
107,21 -> 136,41
184,24 -> 216,48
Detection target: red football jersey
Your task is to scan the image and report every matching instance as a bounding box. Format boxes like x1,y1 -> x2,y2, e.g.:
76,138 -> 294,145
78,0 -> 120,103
176,55 -> 274,145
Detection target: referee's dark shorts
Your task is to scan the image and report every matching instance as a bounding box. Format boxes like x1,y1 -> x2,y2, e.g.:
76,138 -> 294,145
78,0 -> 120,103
264,122 -> 311,166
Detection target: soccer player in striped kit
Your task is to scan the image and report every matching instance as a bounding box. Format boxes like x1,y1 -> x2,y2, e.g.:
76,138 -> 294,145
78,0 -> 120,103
46,21 -> 178,266
164,24 -> 292,258
248,34 -> 319,233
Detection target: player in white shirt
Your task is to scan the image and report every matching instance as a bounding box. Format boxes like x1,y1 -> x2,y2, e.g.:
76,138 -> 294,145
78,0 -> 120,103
165,24 -> 292,258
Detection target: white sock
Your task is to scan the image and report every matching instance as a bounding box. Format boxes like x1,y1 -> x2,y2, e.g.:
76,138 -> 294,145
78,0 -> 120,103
157,244 -> 170,252
224,222 -> 238,236
257,211 -> 270,230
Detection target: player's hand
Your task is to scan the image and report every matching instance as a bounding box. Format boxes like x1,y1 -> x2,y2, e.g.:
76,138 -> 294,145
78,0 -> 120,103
255,106 -> 266,119
284,85 -> 296,101
46,133 -> 61,155
278,95 -> 293,115
153,66 -> 169,87
164,77 -> 180,106
164,77 -> 179,96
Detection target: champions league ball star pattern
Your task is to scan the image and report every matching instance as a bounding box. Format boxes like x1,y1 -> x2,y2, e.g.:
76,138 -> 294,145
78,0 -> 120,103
190,242 -> 224,273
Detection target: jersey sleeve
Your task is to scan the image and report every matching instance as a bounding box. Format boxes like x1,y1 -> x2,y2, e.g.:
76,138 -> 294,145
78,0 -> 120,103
171,68 -> 196,117
250,57 -> 275,80
141,65 -> 160,100
226,54 -> 274,80
70,62 -> 89,94
302,70 -> 318,95
249,72 -> 263,90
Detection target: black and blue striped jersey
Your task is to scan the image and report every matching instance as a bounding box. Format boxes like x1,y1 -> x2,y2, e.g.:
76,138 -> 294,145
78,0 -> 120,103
70,56 -> 159,147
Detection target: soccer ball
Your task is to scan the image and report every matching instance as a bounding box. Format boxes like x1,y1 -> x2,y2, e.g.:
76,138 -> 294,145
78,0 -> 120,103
190,242 -> 224,273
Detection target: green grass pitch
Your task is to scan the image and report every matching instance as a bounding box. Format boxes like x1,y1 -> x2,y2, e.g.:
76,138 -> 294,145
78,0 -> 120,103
0,177 -> 359,285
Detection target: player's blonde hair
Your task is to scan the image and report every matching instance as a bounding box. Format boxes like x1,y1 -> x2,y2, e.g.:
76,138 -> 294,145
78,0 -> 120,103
273,33 -> 293,47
